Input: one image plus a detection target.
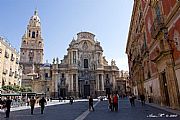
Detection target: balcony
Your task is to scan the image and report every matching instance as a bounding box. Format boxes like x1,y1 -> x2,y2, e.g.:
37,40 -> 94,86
9,71 -> 14,77
16,58 -> 19,64
3,69 -> 8,74
151,15 -> 165,39
5,51 -> 9,58
11,56 -> 15,61
14,71 -> 18,78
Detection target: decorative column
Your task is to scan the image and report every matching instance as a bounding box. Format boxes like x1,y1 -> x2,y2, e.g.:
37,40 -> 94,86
166,64 -> 180,109
101,74 -> 104,91
96,74 -> 99,90
76,73 -> 78,92
71,74 -> 73,91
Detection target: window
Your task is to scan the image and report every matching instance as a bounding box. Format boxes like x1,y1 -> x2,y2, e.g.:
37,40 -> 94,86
11,54 -> 14,61
29,57 -> 33,62
36,31 -> 39,37
174,30 -> 180,51
29,30 -> 31,37
150,86 -> 153,93
73,51 -> 76,64
45,73 -> 48,78
62,73 -> 64,78
32,31 -> 35,38
84,59 -> 88,68
39,41 -> 41,46
155,4 -> 161,23
106,74 -> 109,78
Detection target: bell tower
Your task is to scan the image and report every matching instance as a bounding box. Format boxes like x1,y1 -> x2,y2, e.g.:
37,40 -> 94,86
20,10 -> 44,87
20,9 -> 44,65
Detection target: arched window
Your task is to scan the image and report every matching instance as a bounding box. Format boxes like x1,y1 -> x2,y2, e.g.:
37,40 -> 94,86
84,59 -> 88,68
36,31 -> 39,37
32,31 -> 35,38
39,41 -> 41,46
29,30 -> 31,37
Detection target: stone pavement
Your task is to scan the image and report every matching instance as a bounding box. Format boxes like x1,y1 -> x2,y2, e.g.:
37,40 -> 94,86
84,99 -> 180,120
0,99 -> 91,113
0,98 -> 180,120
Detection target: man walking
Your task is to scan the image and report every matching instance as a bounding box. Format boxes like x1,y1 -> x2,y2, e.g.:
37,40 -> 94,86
140,94 -> 145,106
4,97 -> 12,118
39,97 -> 47,114
30,97 -> 36,115
89,96 -> 94,111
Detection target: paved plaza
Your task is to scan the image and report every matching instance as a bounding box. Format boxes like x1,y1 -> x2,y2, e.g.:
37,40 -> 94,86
0,99 -> 180,120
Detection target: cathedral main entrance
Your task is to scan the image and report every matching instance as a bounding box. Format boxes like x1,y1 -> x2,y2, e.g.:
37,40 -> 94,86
60,88 -> 66,98
84,85 -> 90,98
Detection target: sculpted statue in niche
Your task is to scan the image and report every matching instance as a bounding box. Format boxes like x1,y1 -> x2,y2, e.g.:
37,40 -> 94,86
82,41 -> 88,50
106,78 -> 110,84
61,78 -> 65,85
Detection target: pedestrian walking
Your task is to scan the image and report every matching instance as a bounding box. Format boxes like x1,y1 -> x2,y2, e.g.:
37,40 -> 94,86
108,94 -> 113,111
129,94 -> 135,107
30,97 -> 36,115
70,96 -> 74,105
0,97 -> 4,109
89,96 -> 94,111
113,94 -> 118,112
140,94 -> 145,106
4,97 -> 12,118
39,97 -> 47,114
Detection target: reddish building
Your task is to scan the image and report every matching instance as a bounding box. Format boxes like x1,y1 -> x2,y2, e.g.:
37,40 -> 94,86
126,0 -> 180,109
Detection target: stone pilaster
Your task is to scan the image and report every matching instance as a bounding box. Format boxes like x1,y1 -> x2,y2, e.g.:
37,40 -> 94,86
166,63 -> 180,109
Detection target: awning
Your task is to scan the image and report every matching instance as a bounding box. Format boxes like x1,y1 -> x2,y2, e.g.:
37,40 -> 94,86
0,93 -> 21,96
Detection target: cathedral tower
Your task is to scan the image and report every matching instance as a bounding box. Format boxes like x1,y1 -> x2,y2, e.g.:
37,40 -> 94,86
20,10 -> 44,87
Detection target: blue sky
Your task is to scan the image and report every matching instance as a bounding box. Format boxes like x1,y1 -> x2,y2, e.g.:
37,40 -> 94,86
0,0 -> 133,71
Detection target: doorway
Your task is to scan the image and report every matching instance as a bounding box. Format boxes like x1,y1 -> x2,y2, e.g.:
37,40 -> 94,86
60,88 -> 66,98
84,85 -> 90,98
162,72 -> 170,106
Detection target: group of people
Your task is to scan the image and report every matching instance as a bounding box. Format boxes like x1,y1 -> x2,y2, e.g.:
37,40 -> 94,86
129,94 -> 145,107
0,97 -> 12,118
0,96 -> 47,118
29,96 -> 47,115
108,94 -> 119,112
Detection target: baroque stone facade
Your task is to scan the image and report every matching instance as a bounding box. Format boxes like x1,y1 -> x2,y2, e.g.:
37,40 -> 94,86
126,0 -> 180,109
20,10 -> 125,98
36,32 -> 120,98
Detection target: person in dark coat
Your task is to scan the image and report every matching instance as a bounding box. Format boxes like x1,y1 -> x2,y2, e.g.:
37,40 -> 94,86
108,94 -> 113,111
0,98 -> 4,109
89,96 -> 94,111
140,94 -> 145,106
129,94 -> 135,107
39,97 -> 47,114
4,97 -> 12,118
30,97 -> 36,115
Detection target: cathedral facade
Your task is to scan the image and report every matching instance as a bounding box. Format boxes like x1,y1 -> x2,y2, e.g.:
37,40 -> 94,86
20,10 -> 121,98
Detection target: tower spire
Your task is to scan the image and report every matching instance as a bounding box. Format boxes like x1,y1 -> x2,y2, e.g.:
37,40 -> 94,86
34,8 -> 38,16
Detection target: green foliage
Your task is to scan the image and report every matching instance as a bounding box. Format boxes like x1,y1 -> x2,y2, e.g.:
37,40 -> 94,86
1,85 -> 32,92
